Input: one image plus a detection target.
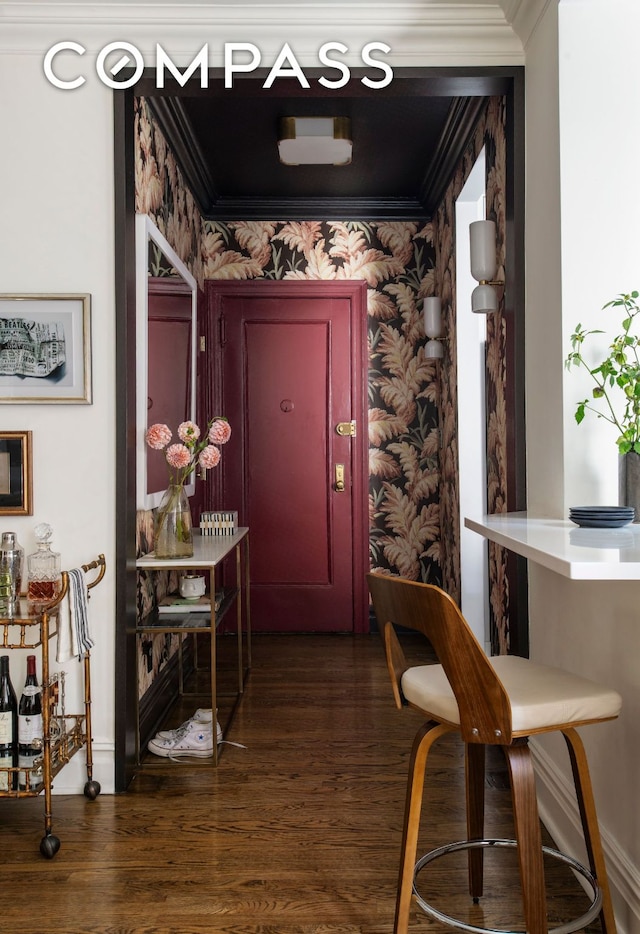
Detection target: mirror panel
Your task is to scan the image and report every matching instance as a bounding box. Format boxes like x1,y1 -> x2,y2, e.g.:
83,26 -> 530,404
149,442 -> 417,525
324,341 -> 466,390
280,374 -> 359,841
136,214 -> 197,509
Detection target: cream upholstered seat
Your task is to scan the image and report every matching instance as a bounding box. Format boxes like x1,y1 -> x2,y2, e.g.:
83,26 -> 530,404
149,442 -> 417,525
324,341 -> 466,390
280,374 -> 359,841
402,655 -> 622,735
367,572 -> 622,934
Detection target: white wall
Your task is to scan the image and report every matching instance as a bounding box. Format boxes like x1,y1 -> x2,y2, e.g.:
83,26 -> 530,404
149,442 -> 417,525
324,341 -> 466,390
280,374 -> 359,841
560,0 -> 640,508
0,53 -> 116,791
525,2 -> 640,931
522,0 -> 564,518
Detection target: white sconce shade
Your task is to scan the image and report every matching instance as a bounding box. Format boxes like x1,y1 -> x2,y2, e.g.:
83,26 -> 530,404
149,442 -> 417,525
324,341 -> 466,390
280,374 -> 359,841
423,297 -> 442,338
469,219 -> 503,314
471,283 -> 499,314
469,220 -> 497,281
423,296 -> 444,358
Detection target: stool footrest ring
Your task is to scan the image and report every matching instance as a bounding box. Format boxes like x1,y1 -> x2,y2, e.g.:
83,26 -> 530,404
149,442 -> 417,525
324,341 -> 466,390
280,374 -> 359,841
413,838 -> 603,934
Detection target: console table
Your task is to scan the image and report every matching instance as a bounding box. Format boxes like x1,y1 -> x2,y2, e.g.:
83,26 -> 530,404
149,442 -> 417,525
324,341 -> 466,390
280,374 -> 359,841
136,528 -> 251,765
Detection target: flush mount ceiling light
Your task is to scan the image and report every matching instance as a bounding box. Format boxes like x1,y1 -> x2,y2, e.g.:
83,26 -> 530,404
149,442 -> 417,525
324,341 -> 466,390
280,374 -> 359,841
278,116 -> 352,166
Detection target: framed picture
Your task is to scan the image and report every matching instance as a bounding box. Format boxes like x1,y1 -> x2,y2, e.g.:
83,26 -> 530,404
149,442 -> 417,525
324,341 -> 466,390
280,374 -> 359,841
0,294 -> 92,403
0,430 -> 33,515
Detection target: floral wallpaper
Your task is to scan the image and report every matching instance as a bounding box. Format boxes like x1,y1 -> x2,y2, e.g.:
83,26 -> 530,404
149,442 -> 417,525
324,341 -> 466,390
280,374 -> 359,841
135,98 -> 205,288
433,96 -> 511,652
200,218 -> 442,584
135,511 -> 182,696
135,92 -> 515,658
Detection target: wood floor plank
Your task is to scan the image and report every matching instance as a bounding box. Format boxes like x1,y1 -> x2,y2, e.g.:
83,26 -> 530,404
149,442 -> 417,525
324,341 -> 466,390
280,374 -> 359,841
0,634 -> 599,933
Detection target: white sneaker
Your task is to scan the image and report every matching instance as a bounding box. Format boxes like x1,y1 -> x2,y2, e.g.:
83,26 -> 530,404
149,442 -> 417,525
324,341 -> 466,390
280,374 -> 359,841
147,720 -> 214,758
156,708 -> 217,740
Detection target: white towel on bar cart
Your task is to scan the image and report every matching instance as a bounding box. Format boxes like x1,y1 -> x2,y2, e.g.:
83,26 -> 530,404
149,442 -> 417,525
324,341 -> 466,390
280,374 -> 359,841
56,568 -> 94,663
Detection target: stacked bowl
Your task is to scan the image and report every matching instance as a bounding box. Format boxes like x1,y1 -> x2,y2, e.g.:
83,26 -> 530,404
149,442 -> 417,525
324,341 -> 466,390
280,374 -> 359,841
568,505 -> 635,528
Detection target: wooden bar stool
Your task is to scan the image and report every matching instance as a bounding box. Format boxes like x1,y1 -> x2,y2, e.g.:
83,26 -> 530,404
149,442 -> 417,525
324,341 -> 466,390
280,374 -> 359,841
367,572 -> 622,934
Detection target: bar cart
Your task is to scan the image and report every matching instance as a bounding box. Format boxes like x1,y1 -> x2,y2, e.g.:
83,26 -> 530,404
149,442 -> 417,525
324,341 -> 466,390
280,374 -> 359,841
0,554 -> 106,858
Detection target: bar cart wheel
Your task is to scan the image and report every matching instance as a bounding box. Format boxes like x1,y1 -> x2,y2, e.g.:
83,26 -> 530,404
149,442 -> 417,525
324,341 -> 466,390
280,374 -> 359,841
84,780 -> 101,800
40,833 -> 61,859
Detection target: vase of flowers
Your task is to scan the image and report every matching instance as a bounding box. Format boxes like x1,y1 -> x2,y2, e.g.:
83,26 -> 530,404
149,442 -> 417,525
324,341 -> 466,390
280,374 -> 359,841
154,483 -> 194,559
146,417 -> 231,559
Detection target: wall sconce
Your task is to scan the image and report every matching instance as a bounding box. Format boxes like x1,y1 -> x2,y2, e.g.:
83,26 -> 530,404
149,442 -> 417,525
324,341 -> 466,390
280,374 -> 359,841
469,219 -> 504,314
278,117 -> 352,165
423,297 -> 444,359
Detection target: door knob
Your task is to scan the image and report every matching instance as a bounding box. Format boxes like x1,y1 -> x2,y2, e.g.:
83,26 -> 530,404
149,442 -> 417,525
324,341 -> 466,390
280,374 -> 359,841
334,464 -> 345,492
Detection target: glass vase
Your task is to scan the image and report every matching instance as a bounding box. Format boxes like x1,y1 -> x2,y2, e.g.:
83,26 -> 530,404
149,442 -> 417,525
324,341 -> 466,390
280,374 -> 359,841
154,484 -> 194,559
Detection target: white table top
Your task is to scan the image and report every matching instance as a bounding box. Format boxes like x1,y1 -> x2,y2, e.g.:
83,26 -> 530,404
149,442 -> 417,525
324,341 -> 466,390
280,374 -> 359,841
465,512 -> 640,579
136,528 -> 248,570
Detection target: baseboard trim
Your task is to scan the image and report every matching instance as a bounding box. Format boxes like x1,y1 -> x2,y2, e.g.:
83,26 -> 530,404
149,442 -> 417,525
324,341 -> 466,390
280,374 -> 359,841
531,739 -> 640,934
48,746 -> 115,795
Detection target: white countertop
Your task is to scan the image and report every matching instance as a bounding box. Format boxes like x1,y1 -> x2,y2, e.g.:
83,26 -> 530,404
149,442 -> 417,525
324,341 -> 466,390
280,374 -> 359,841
464,512 -> 640,579
136,527 -> 248,570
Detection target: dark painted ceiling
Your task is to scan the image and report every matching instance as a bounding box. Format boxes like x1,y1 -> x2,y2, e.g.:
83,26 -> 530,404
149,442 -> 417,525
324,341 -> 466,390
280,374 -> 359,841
143,71 -> 511,220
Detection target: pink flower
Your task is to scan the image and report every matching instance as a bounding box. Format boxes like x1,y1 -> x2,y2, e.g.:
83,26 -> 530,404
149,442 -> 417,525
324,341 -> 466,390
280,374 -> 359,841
146,423 -> 172,449
199,445 -> 221,469
178,421 -> 201,443
165,443 -> 191,469
209,419 -> 231,445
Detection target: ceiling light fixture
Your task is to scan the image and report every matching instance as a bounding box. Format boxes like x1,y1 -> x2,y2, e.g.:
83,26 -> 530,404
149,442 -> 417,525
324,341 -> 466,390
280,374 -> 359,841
277,116 -> 352,166
469,219 -> 505,314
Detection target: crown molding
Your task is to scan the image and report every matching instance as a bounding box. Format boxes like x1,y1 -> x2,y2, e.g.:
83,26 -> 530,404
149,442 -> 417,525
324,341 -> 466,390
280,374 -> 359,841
0,2 -> 524,63
419,95 -> 487,210
0,1 -> 518,23
500,0 -> 557,48
147,97 -> 218,211
204,195 -> 430,222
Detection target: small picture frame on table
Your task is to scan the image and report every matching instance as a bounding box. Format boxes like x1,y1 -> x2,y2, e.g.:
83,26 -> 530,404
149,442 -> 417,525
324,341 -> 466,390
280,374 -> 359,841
0,430 -> 33,516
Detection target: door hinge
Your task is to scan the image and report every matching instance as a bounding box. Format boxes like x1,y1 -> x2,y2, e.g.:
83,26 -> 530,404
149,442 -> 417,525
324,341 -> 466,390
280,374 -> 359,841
199,335 -> 206,352
219,315 -> 226,346
335,420 -> 356,437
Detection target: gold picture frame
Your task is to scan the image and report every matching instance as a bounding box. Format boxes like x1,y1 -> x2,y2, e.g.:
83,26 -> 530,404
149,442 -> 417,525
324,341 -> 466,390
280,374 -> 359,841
0,294 -> 92,403
0,430 -> 33,515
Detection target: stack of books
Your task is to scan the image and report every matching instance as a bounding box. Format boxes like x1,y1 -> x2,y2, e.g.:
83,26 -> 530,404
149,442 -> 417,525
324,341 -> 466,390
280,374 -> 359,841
158,592 -> 224,615
199,510 -> 238,536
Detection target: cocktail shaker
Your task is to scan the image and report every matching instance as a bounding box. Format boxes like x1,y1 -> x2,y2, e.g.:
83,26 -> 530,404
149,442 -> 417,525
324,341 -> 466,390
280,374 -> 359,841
0,531 -> 24,612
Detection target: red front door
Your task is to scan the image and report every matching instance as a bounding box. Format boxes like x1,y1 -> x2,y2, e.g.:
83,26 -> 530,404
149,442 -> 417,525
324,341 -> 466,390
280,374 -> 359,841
206,281 -> 367,633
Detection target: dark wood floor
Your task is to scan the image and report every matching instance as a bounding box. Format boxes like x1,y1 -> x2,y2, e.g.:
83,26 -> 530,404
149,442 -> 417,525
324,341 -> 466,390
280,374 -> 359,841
0,634 -> 598,934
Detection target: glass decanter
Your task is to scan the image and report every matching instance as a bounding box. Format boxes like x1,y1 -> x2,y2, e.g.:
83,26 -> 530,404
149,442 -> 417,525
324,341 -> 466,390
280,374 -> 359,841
26,524 -> 62,604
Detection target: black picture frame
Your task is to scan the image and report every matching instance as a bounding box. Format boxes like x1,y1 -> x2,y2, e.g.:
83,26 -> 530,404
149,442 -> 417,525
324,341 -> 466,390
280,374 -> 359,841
0,430 -> 33,515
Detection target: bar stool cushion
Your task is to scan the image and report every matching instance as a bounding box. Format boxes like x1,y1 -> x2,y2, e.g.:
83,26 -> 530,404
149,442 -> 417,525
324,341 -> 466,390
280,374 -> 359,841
402,655 -> 622,734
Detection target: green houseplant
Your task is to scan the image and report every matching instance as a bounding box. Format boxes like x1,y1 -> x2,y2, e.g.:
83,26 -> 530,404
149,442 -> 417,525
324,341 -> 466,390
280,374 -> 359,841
566,291 -> 640,452
566,290 -> 640,515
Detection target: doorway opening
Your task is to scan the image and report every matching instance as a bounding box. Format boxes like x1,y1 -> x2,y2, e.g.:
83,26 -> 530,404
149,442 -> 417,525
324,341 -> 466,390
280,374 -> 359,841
114,68 -> 526,790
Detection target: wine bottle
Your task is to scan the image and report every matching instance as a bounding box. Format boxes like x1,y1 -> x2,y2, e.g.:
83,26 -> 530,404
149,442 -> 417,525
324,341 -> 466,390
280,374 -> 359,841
0,655 -> 18,792
18,655 -> 43,791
